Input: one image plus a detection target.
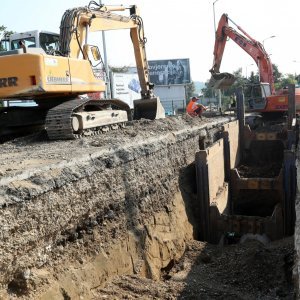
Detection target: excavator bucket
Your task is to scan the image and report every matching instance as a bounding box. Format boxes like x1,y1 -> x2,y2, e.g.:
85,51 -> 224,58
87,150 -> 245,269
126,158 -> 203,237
209,72 -> 236,90
133,97 -> 165,120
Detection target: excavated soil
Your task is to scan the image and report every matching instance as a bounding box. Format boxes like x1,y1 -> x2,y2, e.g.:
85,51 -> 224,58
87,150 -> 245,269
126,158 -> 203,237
0,114 -> 297,299
0,115 -> 219,180
237,162 -> 282,178
0,115 -> 232,299
99,237 -> 295,299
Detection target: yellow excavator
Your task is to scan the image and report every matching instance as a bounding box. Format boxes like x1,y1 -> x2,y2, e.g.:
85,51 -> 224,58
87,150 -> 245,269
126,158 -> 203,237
0,2 -> 164,140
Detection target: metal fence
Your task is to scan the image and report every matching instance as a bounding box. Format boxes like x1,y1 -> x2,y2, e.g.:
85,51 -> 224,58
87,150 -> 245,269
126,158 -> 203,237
161,100 -> 186,115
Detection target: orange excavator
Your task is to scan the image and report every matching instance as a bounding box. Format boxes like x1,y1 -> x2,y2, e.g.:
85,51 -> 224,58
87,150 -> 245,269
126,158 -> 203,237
209,13 -> 300,113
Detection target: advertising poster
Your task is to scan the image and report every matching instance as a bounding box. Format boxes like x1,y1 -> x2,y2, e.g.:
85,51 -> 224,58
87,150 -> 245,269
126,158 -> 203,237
148,58 -> 191,86
111,72 -> 141,109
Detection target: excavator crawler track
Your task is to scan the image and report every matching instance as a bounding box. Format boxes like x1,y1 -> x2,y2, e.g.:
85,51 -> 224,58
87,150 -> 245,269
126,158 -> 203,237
45,98 -> 129,140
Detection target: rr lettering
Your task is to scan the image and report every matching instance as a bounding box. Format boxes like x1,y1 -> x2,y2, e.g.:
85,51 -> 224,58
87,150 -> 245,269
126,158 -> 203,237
0,77 -> 18,88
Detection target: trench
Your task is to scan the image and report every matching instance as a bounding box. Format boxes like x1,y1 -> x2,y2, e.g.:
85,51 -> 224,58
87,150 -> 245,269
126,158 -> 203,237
234,140 -> 284,218
186,119 -> 296,298
0,116 -> 297,299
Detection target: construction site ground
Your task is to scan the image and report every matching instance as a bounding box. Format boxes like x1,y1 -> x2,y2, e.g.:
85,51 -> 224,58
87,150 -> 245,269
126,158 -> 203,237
0,115 -> 297,299
98,238 -> 295,300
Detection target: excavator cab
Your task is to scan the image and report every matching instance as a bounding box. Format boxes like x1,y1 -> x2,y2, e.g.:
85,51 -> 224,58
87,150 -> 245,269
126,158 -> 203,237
246,83 -> 272,111
9,31 -> 60,54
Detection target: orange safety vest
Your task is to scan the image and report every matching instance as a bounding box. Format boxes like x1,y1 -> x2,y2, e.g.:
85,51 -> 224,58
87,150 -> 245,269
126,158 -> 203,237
186,100 -> 204,116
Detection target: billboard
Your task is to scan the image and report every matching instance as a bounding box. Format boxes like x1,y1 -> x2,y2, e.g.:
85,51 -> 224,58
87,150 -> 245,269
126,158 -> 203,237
148,58 -> 191,86
111,72 -> 141,109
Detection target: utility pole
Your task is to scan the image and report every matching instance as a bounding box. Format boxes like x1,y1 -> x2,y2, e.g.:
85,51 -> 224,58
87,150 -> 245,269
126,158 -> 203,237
99,0 -> 111,99
218,89 -> 222,112
213,0 -> 222,112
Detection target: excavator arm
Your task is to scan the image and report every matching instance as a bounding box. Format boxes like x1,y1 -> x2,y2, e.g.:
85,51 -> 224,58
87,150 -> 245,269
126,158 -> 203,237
210,14 -> 274,93
59,3 -> 153,99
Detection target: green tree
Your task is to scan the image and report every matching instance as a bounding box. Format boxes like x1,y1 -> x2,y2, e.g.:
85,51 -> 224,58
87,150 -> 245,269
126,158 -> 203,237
0,25 -> 6,34
0,25 -> 14,51
270,64 -> 297,89
185,81 -> 195,102
248,71 -> 259,84
0,26 -> 14,39
275,73 -> 297,89
201,82 -> 212,98
272,64 -> 282,83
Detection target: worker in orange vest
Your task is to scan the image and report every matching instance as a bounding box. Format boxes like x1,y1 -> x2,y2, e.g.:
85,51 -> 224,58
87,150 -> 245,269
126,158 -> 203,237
186,96 -> 207,117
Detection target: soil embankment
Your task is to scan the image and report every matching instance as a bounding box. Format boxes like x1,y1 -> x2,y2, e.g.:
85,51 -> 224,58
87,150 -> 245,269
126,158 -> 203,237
0,115 -> 295,299
0,115 -> 231,298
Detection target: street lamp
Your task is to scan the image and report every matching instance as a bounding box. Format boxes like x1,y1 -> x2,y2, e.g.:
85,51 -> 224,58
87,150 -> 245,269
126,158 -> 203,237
262,35 -> 276,46
293,60 -> 300,79
99,0 -> 111,98
213,0 -> 220,32
245,63 -> 254,79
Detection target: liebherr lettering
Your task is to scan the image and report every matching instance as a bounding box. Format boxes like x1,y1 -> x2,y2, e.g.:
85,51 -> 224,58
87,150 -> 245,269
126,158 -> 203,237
0,77 -> 18,88
46,76 -> 70,84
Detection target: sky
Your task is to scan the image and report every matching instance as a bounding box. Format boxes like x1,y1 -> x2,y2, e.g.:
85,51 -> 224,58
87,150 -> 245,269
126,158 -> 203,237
1,0 -> 300,82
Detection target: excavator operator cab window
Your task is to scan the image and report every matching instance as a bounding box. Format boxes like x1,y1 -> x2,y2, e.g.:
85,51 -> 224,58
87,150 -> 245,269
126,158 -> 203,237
11,37 -> 36,50
246,83 -> 271,110
252,85 -> 262,98
260,83 -> 271,97
39,33 -> 59,53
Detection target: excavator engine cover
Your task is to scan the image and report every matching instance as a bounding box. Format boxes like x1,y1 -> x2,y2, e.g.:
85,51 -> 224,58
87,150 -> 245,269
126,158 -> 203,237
133,97 -> 165,120
209,72 -> 236,90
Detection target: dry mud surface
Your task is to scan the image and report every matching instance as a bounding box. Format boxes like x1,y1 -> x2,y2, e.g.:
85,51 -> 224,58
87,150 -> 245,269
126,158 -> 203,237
0,114 -> 296,299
